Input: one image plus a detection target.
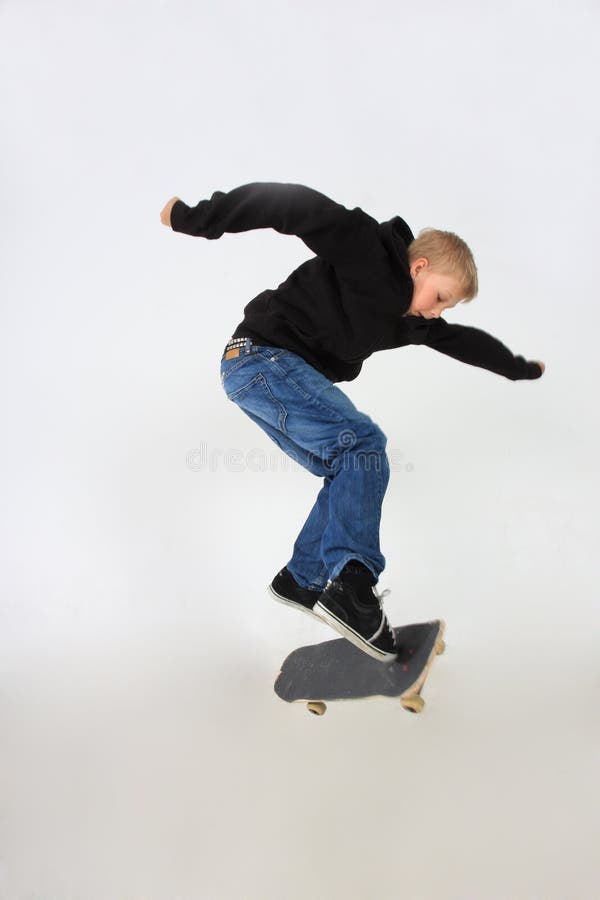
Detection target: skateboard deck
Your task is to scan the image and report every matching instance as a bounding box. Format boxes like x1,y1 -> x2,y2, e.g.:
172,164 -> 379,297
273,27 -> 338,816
274,619 -> 445,715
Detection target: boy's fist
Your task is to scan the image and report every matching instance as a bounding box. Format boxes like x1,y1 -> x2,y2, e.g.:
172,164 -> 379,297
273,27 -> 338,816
160,196 -> 181,227
532,360 -> 545,374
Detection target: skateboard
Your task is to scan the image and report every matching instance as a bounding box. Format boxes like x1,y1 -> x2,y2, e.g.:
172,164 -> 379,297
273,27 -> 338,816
274,619 -> 445,715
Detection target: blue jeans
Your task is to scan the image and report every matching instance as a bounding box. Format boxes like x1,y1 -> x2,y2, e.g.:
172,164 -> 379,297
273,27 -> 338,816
220,342 -> 390,589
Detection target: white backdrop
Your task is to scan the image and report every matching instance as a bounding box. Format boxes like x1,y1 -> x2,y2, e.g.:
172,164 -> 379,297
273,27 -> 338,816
1,1 -> 599,898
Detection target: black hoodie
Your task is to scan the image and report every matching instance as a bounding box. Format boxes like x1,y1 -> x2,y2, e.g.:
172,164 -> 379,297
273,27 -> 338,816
170,182 -> 542,384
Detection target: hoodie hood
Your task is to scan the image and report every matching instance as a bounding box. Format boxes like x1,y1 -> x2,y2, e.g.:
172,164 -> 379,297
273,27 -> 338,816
378,215 -> 415,316
378,215 -> 415,255
378,215 -> 415,281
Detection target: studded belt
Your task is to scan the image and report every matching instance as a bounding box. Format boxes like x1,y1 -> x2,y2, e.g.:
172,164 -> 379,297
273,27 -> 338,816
221,336 -> 263,361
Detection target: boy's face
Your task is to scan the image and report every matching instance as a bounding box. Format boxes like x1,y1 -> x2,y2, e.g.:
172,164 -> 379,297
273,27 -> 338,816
406,258 -> 464,319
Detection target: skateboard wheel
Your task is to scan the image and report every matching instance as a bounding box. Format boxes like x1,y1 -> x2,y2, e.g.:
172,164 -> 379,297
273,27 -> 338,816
401,694 -> 425,714
435,639 -> 446,656
307,702 -> 327,716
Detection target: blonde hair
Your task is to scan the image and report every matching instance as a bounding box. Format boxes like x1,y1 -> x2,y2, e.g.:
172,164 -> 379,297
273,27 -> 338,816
407,228 -> 478,302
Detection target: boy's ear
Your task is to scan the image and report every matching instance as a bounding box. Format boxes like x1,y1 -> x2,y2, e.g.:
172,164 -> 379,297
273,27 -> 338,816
411,257 -> 429,277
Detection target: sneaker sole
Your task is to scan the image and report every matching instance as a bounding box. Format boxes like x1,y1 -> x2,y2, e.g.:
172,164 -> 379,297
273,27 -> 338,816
314,600 -> 397,663
267,584 -> 326,623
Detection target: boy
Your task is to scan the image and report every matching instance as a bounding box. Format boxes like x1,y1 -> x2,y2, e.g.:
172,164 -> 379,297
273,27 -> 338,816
160,182 -> 545,663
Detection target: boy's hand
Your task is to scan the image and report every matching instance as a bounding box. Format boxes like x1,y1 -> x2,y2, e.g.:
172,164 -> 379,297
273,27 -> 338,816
531,360 -> 545,375
160,196 -> 181,227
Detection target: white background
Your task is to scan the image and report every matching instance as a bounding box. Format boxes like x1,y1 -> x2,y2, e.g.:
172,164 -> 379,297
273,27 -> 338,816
1,1 -> 599,898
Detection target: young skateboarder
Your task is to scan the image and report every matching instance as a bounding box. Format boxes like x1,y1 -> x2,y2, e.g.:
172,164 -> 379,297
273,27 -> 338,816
160,182 -> 545,663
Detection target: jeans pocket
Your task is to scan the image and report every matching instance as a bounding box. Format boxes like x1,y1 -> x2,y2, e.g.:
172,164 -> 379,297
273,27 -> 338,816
226,372 -> 289,434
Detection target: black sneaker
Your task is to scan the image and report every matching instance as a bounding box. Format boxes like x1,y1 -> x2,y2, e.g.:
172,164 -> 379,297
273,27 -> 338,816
268,567 -> 325,623
314,561 -> 397,662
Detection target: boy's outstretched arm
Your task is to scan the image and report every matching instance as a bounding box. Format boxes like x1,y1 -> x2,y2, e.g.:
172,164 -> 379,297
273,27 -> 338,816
422,318 -> 545,380
159,182 -> 381,269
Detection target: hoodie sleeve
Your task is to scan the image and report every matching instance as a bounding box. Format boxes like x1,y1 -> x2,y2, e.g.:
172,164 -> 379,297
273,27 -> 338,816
169,182 -> 381,269
422,317 -> 543,381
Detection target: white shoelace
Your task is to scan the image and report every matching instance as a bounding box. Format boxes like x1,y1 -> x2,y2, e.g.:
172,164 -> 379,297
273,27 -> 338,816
371,586 -> 395,642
